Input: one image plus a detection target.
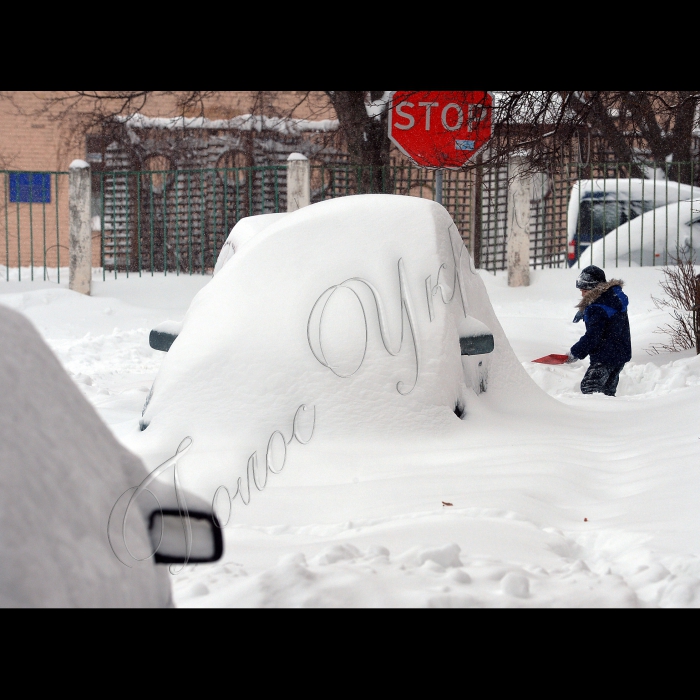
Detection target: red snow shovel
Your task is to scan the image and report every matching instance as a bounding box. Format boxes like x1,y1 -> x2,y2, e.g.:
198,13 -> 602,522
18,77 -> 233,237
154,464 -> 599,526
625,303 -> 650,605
532,354 -> 570,365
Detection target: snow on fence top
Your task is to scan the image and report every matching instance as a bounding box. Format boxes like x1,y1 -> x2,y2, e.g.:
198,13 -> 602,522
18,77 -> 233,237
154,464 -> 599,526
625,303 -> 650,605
116,112 -> 340,135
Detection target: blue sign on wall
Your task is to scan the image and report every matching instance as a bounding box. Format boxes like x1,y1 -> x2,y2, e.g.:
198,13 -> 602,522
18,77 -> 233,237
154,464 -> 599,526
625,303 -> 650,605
9,173 -> 51,203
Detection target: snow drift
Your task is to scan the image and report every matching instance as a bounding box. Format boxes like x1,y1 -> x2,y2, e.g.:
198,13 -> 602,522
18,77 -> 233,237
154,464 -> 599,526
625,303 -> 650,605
135,195 -> 549,516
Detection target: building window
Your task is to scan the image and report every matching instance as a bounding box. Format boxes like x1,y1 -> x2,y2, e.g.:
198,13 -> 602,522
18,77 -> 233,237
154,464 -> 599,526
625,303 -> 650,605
9,173 -> 51,203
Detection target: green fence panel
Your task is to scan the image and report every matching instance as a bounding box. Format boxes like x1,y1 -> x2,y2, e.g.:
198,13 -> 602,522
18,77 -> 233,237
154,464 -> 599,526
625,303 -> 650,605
2,163 -> 698,280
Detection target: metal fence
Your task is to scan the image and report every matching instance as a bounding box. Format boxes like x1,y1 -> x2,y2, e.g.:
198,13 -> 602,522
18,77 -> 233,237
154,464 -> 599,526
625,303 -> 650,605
310,161 -> 698,270
0,171 -> 69,281
2,162 -> 698,281
94,166 -> 286,276
559,161 -> 698,268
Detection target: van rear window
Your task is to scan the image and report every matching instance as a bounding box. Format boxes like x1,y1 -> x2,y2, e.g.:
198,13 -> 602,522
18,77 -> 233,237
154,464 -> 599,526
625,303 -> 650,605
576,199 -> 656,243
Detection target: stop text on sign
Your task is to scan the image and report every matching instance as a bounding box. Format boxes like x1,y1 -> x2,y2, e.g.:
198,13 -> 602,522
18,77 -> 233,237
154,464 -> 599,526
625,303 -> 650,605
388,91 -> 493,169
393,101 -> 486,133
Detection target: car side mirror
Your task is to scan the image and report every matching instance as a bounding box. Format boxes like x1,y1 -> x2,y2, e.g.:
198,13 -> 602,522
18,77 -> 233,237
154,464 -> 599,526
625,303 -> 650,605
458,315 -> 494,356
149,321 -> 183,352
149,331 -> 178,352
148,509 -> 224,564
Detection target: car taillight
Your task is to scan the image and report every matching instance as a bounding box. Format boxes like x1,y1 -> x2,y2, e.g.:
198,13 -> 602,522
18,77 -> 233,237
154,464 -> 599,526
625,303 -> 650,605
568,241 -> 576,260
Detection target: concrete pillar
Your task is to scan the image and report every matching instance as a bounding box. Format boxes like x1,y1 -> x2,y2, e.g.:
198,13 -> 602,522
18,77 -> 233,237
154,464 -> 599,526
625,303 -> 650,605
69,160 -> 92,295
287,153 -> 310,212
506,155 -> 532,287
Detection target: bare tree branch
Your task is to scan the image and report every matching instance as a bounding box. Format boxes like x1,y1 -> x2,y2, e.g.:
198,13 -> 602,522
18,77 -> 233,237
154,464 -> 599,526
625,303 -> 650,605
10,90 -> 700,183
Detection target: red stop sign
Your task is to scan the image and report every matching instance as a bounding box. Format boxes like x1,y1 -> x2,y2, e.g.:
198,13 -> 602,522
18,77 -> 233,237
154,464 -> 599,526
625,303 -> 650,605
388,91 -> 493,169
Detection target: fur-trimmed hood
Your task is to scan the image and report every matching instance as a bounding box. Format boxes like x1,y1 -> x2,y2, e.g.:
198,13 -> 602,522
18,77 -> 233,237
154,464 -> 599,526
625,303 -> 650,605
576,279 -> 624,311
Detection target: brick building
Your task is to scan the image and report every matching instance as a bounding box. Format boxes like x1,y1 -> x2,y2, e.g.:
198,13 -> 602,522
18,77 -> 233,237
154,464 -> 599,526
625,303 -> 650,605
0,91 -> 344,271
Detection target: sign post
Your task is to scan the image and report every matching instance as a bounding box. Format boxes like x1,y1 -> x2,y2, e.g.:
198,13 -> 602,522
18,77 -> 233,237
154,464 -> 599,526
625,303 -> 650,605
388,90 -> 493,261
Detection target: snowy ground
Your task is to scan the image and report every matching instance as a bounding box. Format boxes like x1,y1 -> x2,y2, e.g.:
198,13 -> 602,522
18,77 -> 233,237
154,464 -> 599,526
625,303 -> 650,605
2,265 -> 699,608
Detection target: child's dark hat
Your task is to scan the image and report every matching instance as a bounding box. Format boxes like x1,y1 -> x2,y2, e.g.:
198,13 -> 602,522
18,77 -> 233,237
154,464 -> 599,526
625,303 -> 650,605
576,265 -> 606,290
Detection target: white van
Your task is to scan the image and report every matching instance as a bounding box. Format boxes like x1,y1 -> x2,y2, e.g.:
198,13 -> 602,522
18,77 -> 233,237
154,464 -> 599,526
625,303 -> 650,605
583,199 -> 700,267
566,178 -> 699,266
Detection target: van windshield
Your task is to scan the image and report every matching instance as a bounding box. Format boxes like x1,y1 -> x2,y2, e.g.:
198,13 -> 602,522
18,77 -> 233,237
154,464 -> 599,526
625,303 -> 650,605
576,199 -> 656,244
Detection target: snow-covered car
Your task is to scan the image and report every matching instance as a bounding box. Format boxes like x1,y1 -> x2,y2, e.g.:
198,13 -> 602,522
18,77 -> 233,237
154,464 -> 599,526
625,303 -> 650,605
566,178 -> 697,266
149,212 -> 289,352
138,194 -> 534,524
583,199 -> 700,267
0,306 -> 223,607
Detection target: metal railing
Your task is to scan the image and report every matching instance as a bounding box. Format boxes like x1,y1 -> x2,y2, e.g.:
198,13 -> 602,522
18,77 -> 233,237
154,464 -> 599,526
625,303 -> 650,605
2,162 -> 698,281
563,161 -> 698,268
0,171 -> 68,281
95,166 -> 286,278
307,161 -> 698,270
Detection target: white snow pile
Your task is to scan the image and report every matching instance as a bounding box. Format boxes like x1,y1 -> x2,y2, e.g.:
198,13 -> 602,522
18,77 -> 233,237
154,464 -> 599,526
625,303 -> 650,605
117,112 -> 339,134
134,195 -> 550,513
0,305 -> 172,607
0,266 -> 69,283
2,202 -> 700,608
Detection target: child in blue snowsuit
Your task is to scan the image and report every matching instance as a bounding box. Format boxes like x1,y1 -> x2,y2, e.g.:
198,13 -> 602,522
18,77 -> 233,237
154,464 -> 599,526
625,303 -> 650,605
566,265 -> 632,396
